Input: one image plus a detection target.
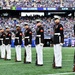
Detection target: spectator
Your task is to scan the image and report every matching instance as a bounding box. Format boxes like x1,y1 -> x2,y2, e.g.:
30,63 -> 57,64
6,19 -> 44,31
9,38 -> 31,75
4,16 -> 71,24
0,16 -> 74,39
1,0 -> 75,8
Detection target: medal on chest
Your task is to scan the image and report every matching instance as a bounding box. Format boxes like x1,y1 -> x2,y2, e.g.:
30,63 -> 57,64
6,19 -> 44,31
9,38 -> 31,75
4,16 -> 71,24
55,25 -> 58,29
37,28 -> 39,32
25,30 -> 28,33
16,31 -> 18,34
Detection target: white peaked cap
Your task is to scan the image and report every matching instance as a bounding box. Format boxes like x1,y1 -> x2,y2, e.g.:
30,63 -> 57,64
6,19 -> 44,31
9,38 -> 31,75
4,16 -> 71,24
54,15 -> 61,19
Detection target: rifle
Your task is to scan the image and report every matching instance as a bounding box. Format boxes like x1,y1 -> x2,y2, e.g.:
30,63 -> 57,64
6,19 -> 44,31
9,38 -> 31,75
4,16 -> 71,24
24,50 -> 26,63
5,50 -> 7,60
73,49 -> 75,72
35,53 -> 37,65
53,55 -> 55,68
15,51 -> 17,62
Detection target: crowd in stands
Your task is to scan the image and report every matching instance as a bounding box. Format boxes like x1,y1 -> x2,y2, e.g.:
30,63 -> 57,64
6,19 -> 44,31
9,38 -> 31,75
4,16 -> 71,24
0,0 -> 75,9
0,16 -> 75,39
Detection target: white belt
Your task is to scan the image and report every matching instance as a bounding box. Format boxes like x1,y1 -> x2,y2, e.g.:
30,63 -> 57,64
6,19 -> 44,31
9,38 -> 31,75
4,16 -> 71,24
54,33 -> 60,35
0,38 -> 3,40
15,37 -> 19,39
6,38 -> 9,40
25,36 -> 29,39
36,35 -> 41,37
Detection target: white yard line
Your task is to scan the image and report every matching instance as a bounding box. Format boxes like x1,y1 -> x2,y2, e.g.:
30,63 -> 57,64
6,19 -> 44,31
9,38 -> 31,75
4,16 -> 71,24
0,62 -> 22,65
44,60 -> 73,62
0,59 -> 72,65
42,72 -> 75,75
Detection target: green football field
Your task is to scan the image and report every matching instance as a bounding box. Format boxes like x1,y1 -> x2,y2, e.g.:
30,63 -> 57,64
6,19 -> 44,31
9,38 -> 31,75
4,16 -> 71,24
0,47 -> 75,75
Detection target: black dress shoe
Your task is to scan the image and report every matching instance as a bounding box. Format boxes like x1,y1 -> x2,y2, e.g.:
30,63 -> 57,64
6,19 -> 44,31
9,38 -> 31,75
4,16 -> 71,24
7,59 -> 11,60
0,58 -> 4,59
54,67 -> 62,69
27,62 -> 31,64
24,62 -> 31,64
36,64 -> 43,66
16,61 -> 21,62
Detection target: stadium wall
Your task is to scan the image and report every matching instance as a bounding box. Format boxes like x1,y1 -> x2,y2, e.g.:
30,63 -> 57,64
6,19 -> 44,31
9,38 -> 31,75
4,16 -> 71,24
11,38 -> 75,47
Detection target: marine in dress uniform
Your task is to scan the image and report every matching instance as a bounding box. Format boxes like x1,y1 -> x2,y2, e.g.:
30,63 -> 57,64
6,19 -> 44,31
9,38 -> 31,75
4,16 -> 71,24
53,15 -> 64,68
0,27 -> 6,59
24,23 -> 32,63
14,24 -> 22,62
35,19 -> 44,66
74,24 -> 75,36
5,26 -> 11,60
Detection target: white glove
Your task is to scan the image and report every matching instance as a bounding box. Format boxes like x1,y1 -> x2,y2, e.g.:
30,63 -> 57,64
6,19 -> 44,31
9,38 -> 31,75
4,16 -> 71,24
36,35 -> 41,37
60,43 -> 63,46
3,44 -> 5,46
40,43 -> 44,46
28,44 -> 31,47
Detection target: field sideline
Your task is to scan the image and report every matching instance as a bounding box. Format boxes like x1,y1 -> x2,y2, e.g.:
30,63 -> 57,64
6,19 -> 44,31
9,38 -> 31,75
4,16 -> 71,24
0,47 -> 75,75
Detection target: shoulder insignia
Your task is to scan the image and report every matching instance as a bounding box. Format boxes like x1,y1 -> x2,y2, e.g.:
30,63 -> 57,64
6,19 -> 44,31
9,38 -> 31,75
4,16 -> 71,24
3,35 -> 5,36
29,31 -> 32,34
40,29 -> 43,32
60,27 -> 63,30
9,34 -> 11,36
20,33 -> 22,36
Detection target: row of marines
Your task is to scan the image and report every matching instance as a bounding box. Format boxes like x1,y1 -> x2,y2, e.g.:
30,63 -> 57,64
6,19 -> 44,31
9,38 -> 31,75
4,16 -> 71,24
0,16 -> 64,68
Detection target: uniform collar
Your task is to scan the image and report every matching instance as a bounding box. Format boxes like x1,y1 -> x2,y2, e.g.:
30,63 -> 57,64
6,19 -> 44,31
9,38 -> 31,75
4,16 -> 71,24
38,25 -> 41,28
26,28 -> 29,30
55,23 -> 60,25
